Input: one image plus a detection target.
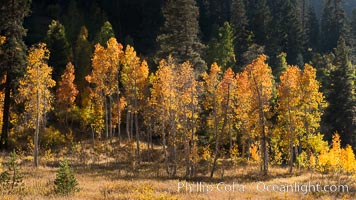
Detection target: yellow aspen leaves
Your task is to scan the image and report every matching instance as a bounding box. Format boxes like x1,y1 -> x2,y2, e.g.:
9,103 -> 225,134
18,43 -> 56,128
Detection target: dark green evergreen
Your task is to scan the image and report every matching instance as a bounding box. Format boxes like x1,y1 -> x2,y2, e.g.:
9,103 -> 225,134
206,22 -> 236,70
274,52 -> 288,82
230,0 -> 252,67
322,37 -> 356,146
95,21 -> 115,47
0,150 -> 24,194
351,9 -> 356,63
246,0 -> 271,46
156,0 -> 206,73
54,159 -> 79,196
0,0 -> 31,150
268,0 -> 303,66
74,26 -> 93,107
63,0 -> 85,45
46,20 -> 71,82
304,6 -> 319,58
198,0 -> 231,42
320,0 -> 348,53
241,43 -> 265,67
311,53 -> 334,95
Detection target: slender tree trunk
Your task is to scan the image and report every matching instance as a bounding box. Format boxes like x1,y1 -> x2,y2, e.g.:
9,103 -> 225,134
91,125 -> 95,149
167,110 -> 177,177
229,120 -> 232,154
148,117 -> 153,159
184,109 -> 190,177
126,110 -> 130,140
0,73 -> 11,150
258,86 -> 268,176
211,84 -> 230,178
130,109 -> 134,141
242,142 -> 245,158
162,120 -> 169,176
289,132 -> 294,173
134,112 -> 140,165
109,96 -> 113,141
295,146 -> 299,170
104,96 -> 109,139
191,89 -> 196,177
34,89 -> 40,168
118,93 -> 121,145
287,96 -> 294,174
134,77 -> 140,165
210,94 -> 219,178
184,133 -> 189,177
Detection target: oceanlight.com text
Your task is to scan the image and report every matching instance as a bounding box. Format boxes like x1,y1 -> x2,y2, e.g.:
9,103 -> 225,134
177,181 -> 349,195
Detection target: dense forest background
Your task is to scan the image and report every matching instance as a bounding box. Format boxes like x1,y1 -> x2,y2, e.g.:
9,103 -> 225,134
22,0 -> 355,141
0,0 -> 355,179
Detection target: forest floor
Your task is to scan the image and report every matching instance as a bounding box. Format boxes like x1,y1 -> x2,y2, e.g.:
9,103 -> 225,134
3,140 -> 356,200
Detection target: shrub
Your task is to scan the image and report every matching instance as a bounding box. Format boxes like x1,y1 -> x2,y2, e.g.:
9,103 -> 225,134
0,150 -> 24,194
41,126 -> 66,150
54,159 -> 79,195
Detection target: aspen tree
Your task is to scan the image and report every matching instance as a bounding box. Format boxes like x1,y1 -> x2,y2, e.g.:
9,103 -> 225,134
18,43 -> 56,167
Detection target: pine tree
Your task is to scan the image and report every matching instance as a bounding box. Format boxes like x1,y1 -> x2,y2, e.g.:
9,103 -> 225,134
0,150 -> 24,194
46,20 -> 71,83
156,0 -> 206,73
323,37 -> 356,146
54,159 -> 79,196
305,6 -> 319,52
63,0 -> 84,45
96,21 -> 115,47
0,0 -> 31,150
274,52 -> 288,82
74,26 -> 92,107
230,0 -> 252,67
242,43 -> 265,67
208,0 -> 231,27
206,22 -> 236,70
351,9 -> 356,63
247,0 -> 271,45
268,0 -> 304,66
320,0 -> 348,53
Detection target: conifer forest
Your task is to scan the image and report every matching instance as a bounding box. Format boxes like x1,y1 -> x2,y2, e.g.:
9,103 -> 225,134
0,0 -> 356,199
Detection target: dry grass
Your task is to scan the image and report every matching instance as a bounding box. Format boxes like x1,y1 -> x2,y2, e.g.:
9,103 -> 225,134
2,141 -> 355,199
1,162 -> 354,200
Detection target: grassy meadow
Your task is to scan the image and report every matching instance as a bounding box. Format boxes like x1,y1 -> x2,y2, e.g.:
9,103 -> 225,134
1,140 -> 355,200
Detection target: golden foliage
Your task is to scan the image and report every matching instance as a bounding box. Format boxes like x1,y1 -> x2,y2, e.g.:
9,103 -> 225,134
341,145 -> 356,174
0,36 -> 5,45
56,62 -> 78,111
312,133 -> 356,174
250,143 -> 260,162
17,43 -> 56,128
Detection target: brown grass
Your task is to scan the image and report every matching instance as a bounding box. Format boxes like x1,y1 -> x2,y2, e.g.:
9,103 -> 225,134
2,141 -> 355,200
2,162 -> 354,200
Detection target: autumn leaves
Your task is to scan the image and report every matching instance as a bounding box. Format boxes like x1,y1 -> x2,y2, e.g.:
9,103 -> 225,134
17,37 -> 332,176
